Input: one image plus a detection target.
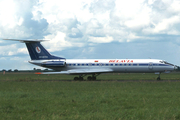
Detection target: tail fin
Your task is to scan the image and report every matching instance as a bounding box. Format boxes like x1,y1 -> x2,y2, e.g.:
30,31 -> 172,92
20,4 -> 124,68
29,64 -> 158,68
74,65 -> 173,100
25,42 -> 64,60
3,39 -> 65,60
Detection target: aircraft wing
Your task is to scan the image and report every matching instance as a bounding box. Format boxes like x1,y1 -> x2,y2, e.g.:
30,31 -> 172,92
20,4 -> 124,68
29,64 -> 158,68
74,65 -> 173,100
36,68 -> 113,75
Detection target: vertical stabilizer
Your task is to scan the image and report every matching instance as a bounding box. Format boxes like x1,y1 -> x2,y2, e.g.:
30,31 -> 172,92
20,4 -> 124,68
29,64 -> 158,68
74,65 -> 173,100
25,42 -> 64,60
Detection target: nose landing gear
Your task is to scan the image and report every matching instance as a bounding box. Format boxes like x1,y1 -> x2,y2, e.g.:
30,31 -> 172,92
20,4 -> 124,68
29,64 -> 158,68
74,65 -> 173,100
157,76 -> 161,80
157,73 -> 161,80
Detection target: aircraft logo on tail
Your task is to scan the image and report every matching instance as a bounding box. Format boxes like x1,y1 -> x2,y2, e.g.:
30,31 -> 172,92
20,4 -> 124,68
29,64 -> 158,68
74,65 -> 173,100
36,47 -> 41,53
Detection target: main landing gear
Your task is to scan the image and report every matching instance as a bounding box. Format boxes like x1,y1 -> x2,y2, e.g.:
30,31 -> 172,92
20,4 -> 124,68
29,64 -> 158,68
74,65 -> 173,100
74,74 -> 85,81
73,74 -> 99,81
87,75 -> 96,81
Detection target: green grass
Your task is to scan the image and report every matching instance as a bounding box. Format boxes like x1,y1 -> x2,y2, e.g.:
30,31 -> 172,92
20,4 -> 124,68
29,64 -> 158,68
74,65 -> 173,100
0,73 -> 180,119
1,72 -> 180,81
1,81 -> 180,120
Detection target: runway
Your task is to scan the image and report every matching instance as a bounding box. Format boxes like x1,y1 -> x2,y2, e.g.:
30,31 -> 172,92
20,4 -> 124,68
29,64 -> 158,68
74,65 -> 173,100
1,79 -> 180,82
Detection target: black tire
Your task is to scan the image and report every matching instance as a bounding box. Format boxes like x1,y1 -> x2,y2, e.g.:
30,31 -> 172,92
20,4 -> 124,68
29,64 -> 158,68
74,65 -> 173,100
92,76 -> 96,80
74,77 -> 79,81
157,77 -> 161,81
87,76 -> 92,81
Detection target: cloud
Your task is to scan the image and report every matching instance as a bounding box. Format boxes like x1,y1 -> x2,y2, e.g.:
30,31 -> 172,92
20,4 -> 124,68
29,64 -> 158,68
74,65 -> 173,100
43,31 -> 85,52
44,31 -> 72,52
0,56 -> 36,70
31,0 -> 180,44
1,0 -> 180,43
88,36 -> 113,43
148,16 -> 180,34
0,43 -> 28,56
0,0 -> 48,39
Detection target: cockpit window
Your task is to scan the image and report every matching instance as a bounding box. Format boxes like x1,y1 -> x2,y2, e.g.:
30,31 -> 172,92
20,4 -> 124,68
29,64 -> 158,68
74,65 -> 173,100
159,61 -> 164,63
160,61 -> 174,66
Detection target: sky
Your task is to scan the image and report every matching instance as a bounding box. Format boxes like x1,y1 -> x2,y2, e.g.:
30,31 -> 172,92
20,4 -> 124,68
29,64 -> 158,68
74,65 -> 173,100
0,0 -> 180,70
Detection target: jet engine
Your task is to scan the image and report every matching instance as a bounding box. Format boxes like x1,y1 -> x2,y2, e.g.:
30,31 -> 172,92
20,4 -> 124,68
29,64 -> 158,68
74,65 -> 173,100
41,60 -> 66,67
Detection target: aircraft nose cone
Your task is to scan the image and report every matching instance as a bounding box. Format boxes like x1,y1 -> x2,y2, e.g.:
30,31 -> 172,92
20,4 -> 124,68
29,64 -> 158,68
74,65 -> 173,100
174,66 -> 179,70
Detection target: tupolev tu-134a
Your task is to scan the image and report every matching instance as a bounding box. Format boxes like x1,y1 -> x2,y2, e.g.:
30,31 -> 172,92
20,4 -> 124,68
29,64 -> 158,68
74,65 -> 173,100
3,39 -> 178,80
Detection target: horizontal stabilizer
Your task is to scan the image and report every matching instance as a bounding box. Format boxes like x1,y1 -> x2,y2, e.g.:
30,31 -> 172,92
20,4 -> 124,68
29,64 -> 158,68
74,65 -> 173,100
3,39 -> 49,43
35,69 -> 113,75
3,38 -> 65,60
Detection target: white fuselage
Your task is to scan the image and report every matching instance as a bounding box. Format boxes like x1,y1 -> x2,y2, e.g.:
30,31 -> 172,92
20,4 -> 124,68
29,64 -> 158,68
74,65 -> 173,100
29,59 -> 175,73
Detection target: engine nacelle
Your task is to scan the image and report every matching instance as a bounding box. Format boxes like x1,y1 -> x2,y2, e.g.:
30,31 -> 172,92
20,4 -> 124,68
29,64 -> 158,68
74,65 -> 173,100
41,61 -> 66,67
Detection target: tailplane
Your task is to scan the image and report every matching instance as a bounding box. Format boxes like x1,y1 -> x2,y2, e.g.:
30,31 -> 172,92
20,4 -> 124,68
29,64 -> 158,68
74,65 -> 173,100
3,39 -> 65,60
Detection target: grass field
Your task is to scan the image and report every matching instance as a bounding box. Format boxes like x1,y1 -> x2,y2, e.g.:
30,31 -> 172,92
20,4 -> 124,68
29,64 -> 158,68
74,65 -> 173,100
1,72 -> 180,81
0,72 -> 180,119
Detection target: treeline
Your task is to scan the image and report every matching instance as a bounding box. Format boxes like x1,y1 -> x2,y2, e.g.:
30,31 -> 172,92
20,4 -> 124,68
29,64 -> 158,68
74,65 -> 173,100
0,68 -> 55,72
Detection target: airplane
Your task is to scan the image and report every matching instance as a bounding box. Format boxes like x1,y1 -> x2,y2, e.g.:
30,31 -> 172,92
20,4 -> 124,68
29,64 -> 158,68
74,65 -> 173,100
3,39 -> 178,80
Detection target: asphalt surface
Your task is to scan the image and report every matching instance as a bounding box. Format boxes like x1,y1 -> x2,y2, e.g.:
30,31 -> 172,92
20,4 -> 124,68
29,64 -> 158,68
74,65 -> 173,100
1,79 -> 180,82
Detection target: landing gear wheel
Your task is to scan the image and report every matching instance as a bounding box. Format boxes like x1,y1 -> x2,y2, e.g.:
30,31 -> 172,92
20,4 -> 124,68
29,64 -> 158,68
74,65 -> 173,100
157,77 -> 160,80
92,76 -> 96,80
74,77 -> 79,81
87,76 -> 92,81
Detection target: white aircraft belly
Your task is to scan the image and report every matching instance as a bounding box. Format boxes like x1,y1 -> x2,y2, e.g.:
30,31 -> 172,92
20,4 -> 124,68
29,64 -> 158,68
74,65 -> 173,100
38,68 -> 113,75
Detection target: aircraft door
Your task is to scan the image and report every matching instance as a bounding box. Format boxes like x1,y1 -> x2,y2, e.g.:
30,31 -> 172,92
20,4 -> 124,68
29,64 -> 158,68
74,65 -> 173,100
88,63 -> 92,67
148,63 -> 153,70
99,63 -> 103,67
